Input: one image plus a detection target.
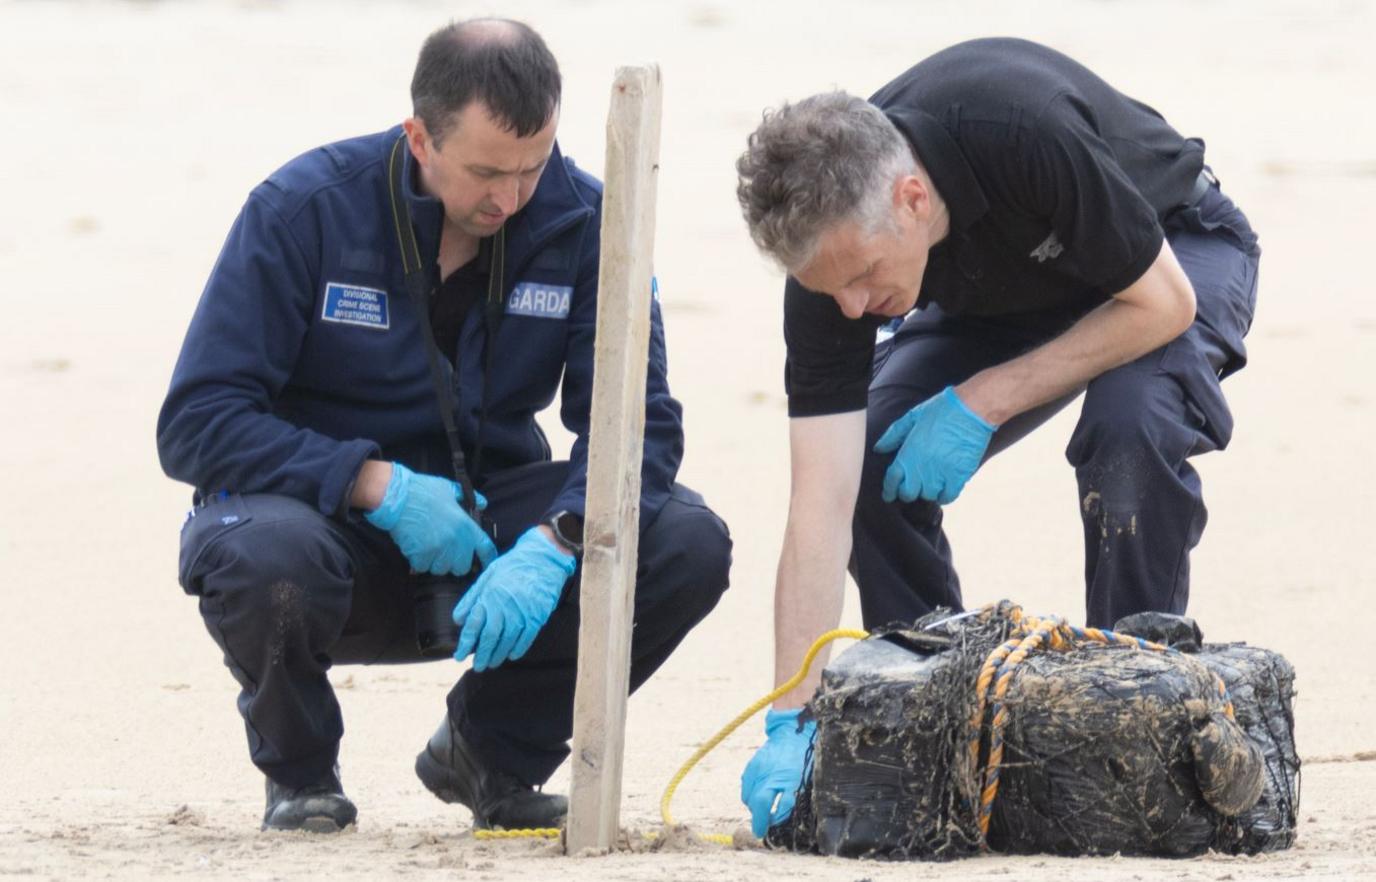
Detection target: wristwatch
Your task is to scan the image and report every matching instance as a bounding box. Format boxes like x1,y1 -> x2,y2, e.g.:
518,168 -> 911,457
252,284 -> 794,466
542,510 -> 584,557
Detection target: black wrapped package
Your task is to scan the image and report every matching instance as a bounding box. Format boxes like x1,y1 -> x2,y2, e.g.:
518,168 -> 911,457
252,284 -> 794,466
769,607 -> 1298,860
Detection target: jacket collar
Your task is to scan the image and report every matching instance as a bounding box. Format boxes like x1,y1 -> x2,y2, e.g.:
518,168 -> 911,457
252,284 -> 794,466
883,108 -> 988,234
393,125 -> 594,275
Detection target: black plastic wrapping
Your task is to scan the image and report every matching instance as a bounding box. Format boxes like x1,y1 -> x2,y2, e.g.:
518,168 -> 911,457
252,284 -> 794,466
768,608 -> 1298,860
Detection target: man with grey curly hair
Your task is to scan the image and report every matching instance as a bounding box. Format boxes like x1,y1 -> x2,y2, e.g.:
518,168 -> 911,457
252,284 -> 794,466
735,38 -> 1260,840
738,92 -> 920,271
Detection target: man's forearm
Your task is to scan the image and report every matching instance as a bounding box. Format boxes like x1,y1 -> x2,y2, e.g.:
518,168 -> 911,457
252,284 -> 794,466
958,241 -> 1196,425
773,525 -> 851,708
771,411 -> 868,708
958,299 -> 1155,424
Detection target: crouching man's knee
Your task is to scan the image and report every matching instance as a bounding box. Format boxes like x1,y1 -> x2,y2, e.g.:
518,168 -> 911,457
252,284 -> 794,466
179,494 -> 355,661
637,485 -> 733,626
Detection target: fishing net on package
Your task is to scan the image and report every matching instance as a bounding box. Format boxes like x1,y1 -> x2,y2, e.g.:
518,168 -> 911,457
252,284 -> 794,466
767,603 -> 1298,860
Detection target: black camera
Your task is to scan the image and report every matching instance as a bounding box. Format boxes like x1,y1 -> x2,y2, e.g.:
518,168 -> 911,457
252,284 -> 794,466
411,512 -> 496,657
411,572 -> 476,657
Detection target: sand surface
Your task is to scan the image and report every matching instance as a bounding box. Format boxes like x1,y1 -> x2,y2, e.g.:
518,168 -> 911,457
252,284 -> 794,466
2,0 -> 1374,879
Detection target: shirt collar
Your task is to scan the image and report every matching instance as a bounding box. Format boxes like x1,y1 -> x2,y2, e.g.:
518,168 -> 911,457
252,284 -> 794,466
398,135 -> 446,265
883,108 -> 989,233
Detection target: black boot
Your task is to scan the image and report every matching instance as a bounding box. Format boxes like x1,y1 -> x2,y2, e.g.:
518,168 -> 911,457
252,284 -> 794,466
262,765 -> 357,833
415,717 -> 568,830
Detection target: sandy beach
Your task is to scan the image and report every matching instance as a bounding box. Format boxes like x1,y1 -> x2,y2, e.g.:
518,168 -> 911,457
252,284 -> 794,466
2,0 -> 1374,878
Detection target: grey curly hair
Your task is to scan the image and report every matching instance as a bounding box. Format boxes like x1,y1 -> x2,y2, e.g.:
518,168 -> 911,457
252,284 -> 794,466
736,91 -> 917,272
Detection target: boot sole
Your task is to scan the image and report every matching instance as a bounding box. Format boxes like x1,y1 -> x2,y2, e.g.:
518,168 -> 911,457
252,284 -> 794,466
300,816 -> 351,834
262,814 -> 355,834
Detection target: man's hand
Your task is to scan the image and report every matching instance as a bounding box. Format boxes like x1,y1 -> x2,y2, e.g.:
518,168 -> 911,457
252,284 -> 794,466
363,462 -> 498,576
451,527 -> 577,671
741,708 -> 816,838
873,386 -> 997,505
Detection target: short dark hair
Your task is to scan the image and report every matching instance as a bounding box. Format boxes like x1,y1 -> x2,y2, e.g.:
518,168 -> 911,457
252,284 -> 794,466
411,18 -> 561,143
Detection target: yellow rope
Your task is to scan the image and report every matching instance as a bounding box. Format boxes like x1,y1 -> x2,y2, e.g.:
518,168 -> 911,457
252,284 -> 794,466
658,628 -> 869,844
471,628 -> 869,847
474,827 -> 561,841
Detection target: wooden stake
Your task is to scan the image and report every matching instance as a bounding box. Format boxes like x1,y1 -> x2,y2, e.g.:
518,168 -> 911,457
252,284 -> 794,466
565,64 -> 663,855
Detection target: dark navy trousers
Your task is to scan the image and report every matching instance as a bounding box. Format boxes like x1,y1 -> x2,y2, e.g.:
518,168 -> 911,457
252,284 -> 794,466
851,182 -> 1260,630
178,462 -> 731,790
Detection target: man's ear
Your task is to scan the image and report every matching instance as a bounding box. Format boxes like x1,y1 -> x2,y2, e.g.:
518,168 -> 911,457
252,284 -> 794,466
894,174 -> 931,221
402,117 -> 431,168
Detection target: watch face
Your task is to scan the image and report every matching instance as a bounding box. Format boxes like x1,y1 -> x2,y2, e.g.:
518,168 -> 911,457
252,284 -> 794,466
555,512 -> 584,544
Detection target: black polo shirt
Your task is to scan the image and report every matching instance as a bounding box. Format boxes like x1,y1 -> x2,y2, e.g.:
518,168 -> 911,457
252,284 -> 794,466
430,235 -> 493,366
783,37 -> 1206,417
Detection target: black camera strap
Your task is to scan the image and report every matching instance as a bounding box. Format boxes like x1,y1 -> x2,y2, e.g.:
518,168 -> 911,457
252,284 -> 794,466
474,221 -> 506,481
386,135 -> 505,516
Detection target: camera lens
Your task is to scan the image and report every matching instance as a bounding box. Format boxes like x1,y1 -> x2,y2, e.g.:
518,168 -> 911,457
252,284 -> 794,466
412,575 -> 469,657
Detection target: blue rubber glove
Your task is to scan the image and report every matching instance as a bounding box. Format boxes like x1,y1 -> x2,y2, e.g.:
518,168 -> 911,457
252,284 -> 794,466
740,708 -> 816,838
873,385 -> 998,505
363,463 -> 498,577
452,527 -> 577,672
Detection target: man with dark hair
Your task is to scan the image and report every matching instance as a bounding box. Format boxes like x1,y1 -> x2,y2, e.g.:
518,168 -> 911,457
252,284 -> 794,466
733,38 -> 1259,837
158,18 -> 731,834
